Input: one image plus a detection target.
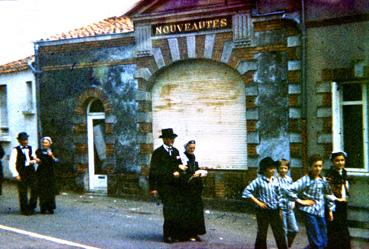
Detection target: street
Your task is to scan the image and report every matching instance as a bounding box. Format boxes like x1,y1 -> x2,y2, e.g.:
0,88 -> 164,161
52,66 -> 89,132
0,182 -> 366,249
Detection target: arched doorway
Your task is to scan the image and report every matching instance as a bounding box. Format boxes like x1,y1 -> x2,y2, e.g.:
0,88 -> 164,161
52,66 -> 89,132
151,59 -> 247,169
87,98 -> 107,192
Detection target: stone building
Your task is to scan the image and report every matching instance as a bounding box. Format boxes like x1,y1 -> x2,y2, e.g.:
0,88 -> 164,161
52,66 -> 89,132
34,0 -> 368,239
35,0 -> 301,195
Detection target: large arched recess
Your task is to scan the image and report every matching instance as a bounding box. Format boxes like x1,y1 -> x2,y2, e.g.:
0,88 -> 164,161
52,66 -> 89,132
151,59 -> 247,169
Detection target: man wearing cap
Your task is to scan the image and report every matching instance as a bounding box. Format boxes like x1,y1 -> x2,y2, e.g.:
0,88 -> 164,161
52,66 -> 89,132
149,128 -> 187,243
9,132 -> 40,215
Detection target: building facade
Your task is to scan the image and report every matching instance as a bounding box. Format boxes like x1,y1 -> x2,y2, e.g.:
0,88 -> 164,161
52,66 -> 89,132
304,1 -> 369,239
35,0 -> 303,197
0,56 -> 38,177
35,1 -> 369,236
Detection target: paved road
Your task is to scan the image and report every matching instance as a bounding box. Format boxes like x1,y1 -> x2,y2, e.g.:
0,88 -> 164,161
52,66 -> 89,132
0,182 -> 366,249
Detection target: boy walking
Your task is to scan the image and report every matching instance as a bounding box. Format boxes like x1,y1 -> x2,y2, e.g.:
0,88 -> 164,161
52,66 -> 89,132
9,132 -> 39,215
242,157 -> 288,249
276,159 -> 299,248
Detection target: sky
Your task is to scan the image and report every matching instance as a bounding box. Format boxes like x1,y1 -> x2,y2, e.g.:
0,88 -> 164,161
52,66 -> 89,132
0,0 -> 140,65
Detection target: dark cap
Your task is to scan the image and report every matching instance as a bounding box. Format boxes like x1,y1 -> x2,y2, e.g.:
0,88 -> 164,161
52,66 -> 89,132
159,128 -> 178,138
17,132 -> 29,140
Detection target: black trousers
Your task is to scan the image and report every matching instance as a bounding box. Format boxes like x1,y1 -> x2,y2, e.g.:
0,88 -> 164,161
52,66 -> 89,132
255,208 -> 288,249
327,201 -> 351,249
17,174 -> 38,213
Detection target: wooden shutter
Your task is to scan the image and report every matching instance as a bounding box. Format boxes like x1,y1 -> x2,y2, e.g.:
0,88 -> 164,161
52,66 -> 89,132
152,60 -> 247,169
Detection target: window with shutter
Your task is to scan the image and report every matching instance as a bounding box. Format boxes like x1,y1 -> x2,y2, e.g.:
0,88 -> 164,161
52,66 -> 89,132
152,59 -> 247,169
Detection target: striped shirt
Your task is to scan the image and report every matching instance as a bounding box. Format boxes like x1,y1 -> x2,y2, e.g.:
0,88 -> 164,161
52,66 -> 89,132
288,175 -> 335,217
242,175 -> 281,210
276,175 -> 295,210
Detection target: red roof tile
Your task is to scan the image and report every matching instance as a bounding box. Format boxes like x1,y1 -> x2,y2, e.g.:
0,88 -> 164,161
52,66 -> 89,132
1,15 -> 133,74
0,56 -> 34,74
42,16 -> 133,41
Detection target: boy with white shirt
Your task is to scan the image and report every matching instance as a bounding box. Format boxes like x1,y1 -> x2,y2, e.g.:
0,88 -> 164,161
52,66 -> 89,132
276,159 -> 299,248
9,132 -> 39,215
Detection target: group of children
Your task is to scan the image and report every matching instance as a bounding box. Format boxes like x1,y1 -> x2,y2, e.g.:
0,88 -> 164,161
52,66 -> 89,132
243,152 -> 351,249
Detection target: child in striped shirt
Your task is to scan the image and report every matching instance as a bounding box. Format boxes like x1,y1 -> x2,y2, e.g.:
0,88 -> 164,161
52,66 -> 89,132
276,159 -> 299,248
288,154 -> 335,249
242,157 -> 288,249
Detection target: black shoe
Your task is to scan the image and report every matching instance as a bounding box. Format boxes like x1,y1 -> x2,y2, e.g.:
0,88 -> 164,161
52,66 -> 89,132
48,209 -> 54,214
28,209 -> 36,215
21,209 -> 34,216
195,235 -> 202,242
40,209 -> 47,214
163,237 -> 173,243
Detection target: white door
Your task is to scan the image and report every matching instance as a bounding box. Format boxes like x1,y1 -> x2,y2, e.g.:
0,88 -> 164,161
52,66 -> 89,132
87,113 -> 107,193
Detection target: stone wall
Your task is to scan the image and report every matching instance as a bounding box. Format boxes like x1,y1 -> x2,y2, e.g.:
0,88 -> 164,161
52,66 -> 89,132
38,36 -> 140,191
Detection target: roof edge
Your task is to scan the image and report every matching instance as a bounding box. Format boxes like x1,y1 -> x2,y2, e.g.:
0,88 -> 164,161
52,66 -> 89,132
35,30 -> 135,47
0,55 -> 34,75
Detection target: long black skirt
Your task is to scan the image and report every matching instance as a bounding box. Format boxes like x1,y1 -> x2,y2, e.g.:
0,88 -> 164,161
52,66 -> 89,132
327,201 -> 351,249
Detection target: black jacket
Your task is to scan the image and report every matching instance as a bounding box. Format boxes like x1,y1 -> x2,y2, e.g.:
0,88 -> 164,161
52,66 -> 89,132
15,146 -> 35,178
149,145 -> 182,193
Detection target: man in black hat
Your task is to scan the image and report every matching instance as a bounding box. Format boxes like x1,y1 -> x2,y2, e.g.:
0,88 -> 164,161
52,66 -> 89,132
9,132 -> 39,215
149,128 -> 187,243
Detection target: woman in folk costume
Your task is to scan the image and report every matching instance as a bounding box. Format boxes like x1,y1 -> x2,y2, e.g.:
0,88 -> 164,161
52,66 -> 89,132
326,151 -> 351,249
36,136 -> 59,214
180,140 -> 208,242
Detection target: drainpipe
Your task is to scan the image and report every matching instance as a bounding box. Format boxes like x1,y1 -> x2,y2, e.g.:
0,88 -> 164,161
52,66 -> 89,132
27,58 -> 42,74
300,0 -> 308,173
32,43 -> 42,146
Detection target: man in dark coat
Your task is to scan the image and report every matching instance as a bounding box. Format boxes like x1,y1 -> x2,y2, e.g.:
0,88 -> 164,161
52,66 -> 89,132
149,128 -> 187,243
9,132 -> 39,215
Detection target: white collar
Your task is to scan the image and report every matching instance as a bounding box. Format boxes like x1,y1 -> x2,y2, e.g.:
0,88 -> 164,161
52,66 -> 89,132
163,144 -> 172,152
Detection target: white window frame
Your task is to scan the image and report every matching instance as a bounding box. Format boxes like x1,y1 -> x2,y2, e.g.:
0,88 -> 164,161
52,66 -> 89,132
26,81 -> 34,111
0,84 -> 9,129
332,81 -> 369,175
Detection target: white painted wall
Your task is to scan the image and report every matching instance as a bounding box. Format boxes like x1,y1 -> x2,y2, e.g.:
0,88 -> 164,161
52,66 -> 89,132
0,69 -> 38,178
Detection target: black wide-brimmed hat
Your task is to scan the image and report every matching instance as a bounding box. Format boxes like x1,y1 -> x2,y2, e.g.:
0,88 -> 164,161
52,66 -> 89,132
17,132 -> 29,140
159,128 -> 178,138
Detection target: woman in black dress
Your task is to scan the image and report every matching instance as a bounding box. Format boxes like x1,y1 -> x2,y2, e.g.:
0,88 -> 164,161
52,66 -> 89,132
180,140 -> 207,242
36,137 -> 59,214
326,151 -> 351,249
